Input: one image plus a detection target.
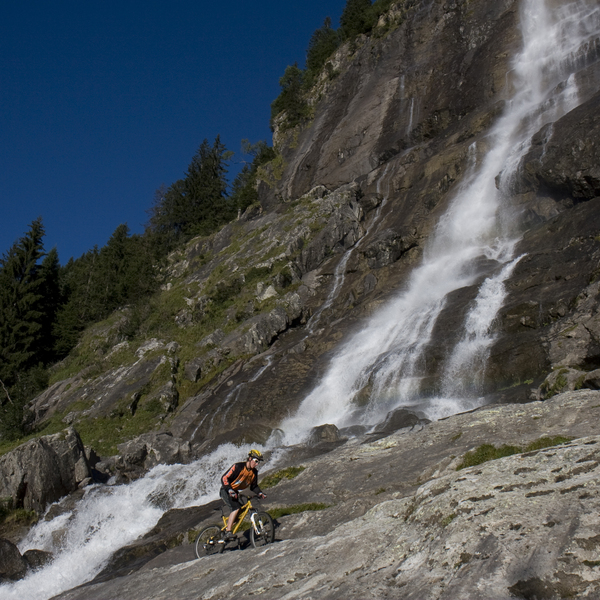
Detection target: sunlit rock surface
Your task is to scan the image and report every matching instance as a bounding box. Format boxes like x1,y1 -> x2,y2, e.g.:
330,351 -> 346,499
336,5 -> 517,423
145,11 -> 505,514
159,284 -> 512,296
52,390 -> 600,599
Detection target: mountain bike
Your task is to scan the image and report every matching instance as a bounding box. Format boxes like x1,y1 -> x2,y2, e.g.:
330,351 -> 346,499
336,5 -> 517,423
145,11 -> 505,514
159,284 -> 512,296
195,494 -> 275,558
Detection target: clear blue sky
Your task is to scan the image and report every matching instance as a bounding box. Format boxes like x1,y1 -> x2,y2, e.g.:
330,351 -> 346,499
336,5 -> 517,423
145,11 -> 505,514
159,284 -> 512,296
1,1 -> 348,264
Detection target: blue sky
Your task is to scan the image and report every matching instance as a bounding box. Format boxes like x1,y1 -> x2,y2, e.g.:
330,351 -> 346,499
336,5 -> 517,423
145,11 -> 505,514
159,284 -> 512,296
1,1 -> 348,263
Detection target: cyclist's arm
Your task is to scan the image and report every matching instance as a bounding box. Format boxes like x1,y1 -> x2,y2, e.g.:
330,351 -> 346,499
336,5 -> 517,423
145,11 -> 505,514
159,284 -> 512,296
250,470 -> 265,497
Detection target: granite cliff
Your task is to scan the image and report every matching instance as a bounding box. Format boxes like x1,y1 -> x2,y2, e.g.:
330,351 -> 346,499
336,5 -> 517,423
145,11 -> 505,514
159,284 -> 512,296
1,0 -> 600,598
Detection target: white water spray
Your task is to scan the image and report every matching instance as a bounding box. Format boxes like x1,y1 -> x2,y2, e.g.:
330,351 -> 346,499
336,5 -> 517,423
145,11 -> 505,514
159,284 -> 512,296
2,2 -> 599,599
2,442 -> 281,600
279,0 -> 600,444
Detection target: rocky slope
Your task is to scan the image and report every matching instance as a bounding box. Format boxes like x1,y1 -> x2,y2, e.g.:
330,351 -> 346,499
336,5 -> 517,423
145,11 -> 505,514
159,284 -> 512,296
17,0 -> 600,467
1,0 -> 600,597
50,389 -> 600,599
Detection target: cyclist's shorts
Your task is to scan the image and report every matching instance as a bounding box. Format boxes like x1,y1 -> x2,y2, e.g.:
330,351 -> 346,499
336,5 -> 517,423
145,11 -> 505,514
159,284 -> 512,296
220,486 -> 242,512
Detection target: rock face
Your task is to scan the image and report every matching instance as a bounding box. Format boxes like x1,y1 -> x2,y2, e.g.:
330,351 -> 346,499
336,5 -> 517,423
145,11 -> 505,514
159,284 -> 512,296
0,428 -> 91,513
50,390 -> 600,600
112,432 -> 192,481
0,539 -> 28,582
19,0 -> 600,463
8,4 -> 600,595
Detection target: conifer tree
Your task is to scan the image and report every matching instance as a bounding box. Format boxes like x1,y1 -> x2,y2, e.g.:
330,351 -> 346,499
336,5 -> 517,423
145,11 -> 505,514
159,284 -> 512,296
37,247 -> 61,363
148,136 -> 233,241
0,218 -> 46,386
0,218 -> 52,438
270,63 -> 308,128
306,17 -> 341,76
340,0 -> 375,40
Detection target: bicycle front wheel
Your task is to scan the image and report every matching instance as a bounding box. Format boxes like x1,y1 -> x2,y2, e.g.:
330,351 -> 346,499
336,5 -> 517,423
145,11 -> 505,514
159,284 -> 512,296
250,511 -> 275,548
195,525 -> 223,558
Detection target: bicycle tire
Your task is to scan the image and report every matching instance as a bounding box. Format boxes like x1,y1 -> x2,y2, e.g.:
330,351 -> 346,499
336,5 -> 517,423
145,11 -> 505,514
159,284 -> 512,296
195,525 -> 224,558
250,511 -> 275,548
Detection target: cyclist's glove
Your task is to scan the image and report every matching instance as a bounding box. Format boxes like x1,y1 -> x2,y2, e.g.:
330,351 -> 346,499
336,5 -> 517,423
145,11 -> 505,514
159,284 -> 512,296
228,489 -> 238,499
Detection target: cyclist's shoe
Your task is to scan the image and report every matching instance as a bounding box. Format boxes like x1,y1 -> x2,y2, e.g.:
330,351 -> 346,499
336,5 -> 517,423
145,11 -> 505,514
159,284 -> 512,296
222,530 -> 235,542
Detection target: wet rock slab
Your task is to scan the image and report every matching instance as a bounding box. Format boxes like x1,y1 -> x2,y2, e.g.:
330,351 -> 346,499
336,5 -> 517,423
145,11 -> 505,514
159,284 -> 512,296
52,390 -> 600,599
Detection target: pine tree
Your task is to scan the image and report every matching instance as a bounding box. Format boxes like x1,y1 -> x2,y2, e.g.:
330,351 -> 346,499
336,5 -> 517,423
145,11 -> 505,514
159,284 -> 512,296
0,218 -> 52,439
37,247 -> 61,364
0,218 -> 46,386
340,0 -> 375,40
148,136 -> 233,241
306,17 -> 341,77
270,63 -> 308,128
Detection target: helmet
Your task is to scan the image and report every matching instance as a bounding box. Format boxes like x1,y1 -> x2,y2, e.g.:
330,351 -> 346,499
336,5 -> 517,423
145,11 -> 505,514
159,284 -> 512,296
248,449 -> 264,462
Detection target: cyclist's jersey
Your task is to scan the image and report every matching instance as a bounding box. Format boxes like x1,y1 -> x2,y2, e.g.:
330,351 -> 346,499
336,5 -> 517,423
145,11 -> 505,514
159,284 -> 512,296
221,462 -> 262,493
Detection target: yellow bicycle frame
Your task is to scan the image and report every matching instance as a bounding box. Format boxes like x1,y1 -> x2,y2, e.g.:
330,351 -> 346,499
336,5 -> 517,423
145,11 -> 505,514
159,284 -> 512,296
222,497 -> 253,535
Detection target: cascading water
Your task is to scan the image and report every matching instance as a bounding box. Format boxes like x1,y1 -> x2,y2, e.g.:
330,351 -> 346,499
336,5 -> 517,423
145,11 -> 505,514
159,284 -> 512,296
3,2 -> 599,599
279,0 -> 600,443
3,442 -> 281,600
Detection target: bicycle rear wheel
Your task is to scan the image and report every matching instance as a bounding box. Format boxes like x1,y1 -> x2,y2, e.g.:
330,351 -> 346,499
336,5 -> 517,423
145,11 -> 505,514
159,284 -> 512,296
250,511 -> 275,548
195,525 -> 223,558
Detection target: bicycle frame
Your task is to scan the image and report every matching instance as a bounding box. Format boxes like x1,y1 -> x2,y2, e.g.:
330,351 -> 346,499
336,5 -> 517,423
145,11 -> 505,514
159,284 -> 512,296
222,495 -> 261,536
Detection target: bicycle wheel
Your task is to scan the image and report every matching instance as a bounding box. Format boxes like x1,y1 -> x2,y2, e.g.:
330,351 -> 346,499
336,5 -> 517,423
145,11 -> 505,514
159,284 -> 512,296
250,511 -> 275,548
195,525 -> 223,558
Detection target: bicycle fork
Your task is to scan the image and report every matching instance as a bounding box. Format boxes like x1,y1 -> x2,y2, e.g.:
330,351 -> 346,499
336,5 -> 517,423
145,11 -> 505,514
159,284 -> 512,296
250,512 -> 262,535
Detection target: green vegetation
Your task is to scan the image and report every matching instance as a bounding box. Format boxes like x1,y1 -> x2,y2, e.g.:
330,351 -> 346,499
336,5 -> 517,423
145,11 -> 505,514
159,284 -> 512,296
261,466 -> 306,489
0,498 -> 38,529
270,0 -> 404,131
540,368 -> 570,398
441,513 -> 456,527
0,219 -> 57,439
456,436 -> 573,470
147,136 -> 233,247
0,127 -> 279,443
267,503 -> 331,520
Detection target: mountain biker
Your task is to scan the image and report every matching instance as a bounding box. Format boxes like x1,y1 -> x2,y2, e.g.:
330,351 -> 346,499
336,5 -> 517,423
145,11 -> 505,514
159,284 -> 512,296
220,449 -> 266,540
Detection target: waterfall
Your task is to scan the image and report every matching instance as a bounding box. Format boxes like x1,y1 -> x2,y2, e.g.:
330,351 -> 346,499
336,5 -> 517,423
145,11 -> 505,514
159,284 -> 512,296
279,0 -> 600,444
2,2 -> 599,599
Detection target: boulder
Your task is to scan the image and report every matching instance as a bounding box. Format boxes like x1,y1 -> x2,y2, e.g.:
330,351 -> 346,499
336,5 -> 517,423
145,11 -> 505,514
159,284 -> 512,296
0,538 -> 28,581
115,432 -> 192,479
0,427 -> 91,512
22,548 -> 53,570
308,424 -> 344,446
370,407 -> 431,437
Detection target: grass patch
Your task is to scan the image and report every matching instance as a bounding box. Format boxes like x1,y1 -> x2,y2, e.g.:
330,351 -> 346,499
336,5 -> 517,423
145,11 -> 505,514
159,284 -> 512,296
267,503 -> 330,520
441,513 -> 456,527
261,466 -> 306,489
524,435 -> 572,452
0,499 -> 38,530
457,436 -> 573,470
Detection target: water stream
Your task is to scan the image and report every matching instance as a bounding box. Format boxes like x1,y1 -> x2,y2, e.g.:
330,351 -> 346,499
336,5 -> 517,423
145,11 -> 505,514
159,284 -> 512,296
3,1 -> 599,598
278,0 -> 600,443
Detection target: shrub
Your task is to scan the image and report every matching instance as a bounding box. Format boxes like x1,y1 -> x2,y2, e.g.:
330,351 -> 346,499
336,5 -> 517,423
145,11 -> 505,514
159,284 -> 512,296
457,436 -> 573,470
261,466 -> 306,489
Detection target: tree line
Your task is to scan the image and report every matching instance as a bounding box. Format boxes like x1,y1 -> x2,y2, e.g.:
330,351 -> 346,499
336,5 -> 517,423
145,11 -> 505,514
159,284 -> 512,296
271,0 -> 399,129
0,137 -> 274,440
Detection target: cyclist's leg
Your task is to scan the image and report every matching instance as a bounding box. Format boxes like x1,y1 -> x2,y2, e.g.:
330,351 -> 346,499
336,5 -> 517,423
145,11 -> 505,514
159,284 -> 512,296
219,487 -> 242,533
